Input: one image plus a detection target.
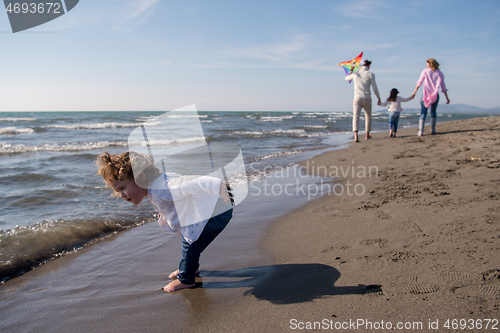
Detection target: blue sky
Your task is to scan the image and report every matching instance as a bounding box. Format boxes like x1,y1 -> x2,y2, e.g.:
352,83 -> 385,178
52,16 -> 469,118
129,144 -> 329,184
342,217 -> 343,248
1,0 -> 499,111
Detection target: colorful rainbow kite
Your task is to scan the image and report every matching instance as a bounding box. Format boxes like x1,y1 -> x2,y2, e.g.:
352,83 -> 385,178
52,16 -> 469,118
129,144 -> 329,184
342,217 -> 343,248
338,52 -> 363,83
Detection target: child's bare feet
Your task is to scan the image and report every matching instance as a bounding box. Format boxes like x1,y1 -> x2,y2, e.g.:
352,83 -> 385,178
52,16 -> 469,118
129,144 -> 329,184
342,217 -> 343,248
163,280 -> 195,292
168,269 -> 200,279
168,269 -> 179,279
366,133 -> 372,140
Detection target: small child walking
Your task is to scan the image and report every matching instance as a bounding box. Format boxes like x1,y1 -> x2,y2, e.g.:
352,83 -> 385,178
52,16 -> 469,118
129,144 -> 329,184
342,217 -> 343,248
378,88 -> 412,137
96,151 -> 233,292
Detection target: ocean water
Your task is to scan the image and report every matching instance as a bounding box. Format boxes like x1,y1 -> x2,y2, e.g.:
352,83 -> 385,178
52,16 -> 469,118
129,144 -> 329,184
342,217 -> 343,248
0,110 -> 493,283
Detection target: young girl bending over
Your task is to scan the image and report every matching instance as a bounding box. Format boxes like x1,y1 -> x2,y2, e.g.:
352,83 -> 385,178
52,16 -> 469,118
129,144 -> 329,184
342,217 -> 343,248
97,151 -> 233,292
378,88 -> 412,137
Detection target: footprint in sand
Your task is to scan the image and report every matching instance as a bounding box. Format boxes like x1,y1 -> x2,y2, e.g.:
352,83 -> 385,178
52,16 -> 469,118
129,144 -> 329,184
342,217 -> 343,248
398,276 -> 440,295
454,285 -> 500,297
399,275 -> 418,282
441,271 -> 480,288
442,269 -> 500,296
404,283 -> 440,294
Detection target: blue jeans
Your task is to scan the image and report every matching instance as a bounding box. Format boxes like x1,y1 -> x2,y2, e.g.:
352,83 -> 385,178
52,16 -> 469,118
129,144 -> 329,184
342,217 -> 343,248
177,207 -> 233,284
419,94 -> 439,121
388,112 -> 400,132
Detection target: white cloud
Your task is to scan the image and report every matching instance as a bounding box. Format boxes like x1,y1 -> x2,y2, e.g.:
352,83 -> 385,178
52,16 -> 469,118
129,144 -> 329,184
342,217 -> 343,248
334,0 -> 390,19
115,0 -> 160,28
213,34 -> 342,71
45,0 -> 161,30
224,34 -> 310,62
159,33 -> 341,71
159,31 -> 400,72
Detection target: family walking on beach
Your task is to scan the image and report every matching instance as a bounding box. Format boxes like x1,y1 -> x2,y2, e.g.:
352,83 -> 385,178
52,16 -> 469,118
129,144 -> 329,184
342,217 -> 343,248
345,58 -> 450,141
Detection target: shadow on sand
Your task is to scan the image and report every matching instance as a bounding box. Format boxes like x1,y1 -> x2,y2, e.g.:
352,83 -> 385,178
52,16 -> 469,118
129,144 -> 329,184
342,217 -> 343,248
394,126 -> 500,139
197,263 -> 381,305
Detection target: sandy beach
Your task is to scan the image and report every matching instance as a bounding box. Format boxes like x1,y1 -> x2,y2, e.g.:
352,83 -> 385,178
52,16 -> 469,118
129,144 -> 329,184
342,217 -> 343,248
199,115 -> 500,332
1,116 -> 499,332
257,115 -> 500,332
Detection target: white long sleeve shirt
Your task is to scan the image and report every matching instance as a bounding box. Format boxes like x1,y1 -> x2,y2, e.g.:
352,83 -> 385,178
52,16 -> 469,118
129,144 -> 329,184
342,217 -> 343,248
345,66 -> 381,100
148,173 -> 222,244
380,96 -> 412,112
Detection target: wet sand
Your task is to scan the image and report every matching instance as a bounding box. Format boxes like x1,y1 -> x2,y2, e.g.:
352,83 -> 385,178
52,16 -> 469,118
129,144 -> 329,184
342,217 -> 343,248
1,116 -> 500,332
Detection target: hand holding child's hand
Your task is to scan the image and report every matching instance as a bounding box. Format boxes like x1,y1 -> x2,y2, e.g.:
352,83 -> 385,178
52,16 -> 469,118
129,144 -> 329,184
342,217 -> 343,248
219,183 -> 231,205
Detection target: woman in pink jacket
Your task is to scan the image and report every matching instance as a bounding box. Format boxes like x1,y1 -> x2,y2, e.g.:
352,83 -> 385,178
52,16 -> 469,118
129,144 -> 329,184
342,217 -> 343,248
411,58 -> 450,136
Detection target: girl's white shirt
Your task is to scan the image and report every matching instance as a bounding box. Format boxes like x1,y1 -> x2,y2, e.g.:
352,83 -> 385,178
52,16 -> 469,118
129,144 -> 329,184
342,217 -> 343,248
380,96 -> 412,112
148,173 -> 222,244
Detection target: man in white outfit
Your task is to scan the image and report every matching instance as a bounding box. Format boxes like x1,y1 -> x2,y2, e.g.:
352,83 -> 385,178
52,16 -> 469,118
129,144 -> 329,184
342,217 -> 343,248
345,60 -> 381,142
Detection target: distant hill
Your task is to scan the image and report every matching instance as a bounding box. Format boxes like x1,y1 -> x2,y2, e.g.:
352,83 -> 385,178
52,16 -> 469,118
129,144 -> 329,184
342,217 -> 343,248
436,104 -> 500,113
375,104 -> 500,113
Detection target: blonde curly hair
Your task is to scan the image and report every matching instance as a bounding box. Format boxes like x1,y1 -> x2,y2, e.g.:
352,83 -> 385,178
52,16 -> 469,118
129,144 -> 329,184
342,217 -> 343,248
96,151 -> 160,190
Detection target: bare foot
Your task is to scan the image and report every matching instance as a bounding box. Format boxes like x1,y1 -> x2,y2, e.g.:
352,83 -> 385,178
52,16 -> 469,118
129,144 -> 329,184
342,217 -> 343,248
389,130 -> 394,137
163,279 -> 195,293
168,269 -> 200,279
366,134 -> 372,140
168,270 -> 179,279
